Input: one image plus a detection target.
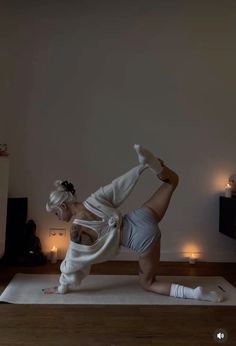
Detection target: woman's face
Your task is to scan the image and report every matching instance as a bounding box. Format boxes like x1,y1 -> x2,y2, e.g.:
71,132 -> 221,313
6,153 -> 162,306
53,203 -> 72,222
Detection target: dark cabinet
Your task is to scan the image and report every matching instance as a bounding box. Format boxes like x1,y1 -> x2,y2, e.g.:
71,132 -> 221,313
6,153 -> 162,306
219,196 -> 236,239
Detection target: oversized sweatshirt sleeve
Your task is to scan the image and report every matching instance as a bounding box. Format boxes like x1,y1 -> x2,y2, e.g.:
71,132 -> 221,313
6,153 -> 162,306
58,263 -> 91,294
90,164 -> 147,208
57,246 -> 91,294
57,230 -> 120,294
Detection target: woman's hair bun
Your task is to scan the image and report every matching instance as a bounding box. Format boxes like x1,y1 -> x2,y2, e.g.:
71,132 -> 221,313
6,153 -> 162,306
54,180 -> 76,195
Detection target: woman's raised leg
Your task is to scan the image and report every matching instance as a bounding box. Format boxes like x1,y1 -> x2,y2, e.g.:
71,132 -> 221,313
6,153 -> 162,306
138,164 -> 178,295
133,143 -> 179,222
137,146 -> 223,302
142,165 -> 179,223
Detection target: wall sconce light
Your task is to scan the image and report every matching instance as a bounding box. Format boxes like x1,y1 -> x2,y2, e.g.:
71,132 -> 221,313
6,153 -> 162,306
49,227 -> 66,237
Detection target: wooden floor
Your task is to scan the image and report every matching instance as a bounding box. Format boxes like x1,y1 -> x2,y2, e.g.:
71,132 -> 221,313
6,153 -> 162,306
0,260 -> 236,346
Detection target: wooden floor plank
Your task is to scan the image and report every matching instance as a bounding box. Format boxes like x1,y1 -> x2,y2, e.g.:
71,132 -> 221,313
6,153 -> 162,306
0,305 -> 236,345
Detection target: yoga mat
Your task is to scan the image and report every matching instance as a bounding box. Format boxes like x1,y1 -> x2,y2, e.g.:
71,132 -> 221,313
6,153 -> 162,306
0,274 -> 235,305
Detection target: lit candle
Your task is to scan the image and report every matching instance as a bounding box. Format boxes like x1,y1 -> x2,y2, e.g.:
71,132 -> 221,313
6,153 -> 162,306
50,246 -> 58,264
225,183 -> 232,198
189,253 -> 197,264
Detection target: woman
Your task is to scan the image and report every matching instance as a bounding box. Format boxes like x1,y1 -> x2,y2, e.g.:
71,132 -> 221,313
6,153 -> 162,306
43,144 -> 223,303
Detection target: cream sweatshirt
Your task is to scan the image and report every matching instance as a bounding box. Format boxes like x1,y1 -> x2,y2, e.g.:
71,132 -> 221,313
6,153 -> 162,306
58,164 -> 147,294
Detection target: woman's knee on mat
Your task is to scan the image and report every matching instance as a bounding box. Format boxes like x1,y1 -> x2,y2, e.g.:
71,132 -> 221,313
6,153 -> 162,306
139,274 -> 154,291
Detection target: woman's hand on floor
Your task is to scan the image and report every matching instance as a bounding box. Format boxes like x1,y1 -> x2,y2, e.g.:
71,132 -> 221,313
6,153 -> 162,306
42,286 -> 59,294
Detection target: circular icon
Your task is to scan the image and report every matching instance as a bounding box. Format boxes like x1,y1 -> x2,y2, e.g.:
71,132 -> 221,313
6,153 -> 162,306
213,329 -> 228,343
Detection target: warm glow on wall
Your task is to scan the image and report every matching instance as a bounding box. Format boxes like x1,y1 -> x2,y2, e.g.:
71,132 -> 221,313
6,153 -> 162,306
211,172 -> 230,193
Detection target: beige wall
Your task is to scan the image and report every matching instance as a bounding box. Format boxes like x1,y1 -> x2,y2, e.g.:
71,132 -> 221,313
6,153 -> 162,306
1,0 -> 236,261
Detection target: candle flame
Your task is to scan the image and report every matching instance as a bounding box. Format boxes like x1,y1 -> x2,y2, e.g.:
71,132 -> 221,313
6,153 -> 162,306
181,243 -> 201,261
51,246 -> 57,251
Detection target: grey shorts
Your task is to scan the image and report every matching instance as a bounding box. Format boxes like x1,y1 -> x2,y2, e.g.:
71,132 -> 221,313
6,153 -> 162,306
121,206 -> 161,255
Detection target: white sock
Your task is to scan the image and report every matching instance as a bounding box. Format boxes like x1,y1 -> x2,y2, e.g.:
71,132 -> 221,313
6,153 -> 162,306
133,144 -> 163,175
170,284 -> 223,303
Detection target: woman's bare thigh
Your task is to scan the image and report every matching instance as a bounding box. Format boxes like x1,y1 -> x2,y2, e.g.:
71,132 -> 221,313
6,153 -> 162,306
142,166 -> 179,223
138,237 -> 161,285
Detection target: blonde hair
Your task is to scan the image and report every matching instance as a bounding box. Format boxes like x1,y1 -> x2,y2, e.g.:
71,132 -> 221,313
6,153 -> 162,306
46,180 -> 77,212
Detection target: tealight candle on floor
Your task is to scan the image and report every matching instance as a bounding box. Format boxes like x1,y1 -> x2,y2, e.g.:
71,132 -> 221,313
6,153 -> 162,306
189,253 -> 197,264
50,246 -> 58,264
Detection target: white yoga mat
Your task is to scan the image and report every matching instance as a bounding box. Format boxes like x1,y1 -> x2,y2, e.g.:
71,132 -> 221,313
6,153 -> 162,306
0,274 -> 235,305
